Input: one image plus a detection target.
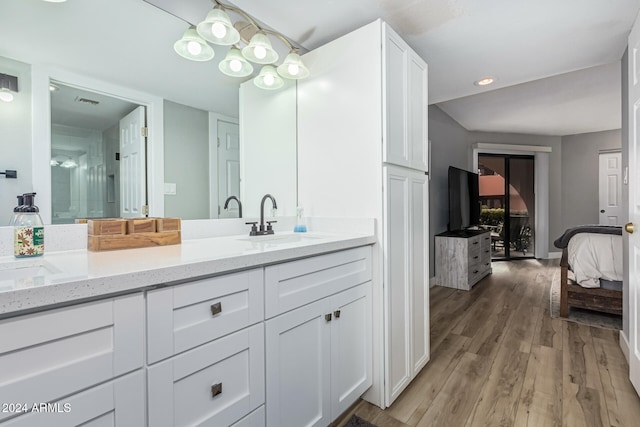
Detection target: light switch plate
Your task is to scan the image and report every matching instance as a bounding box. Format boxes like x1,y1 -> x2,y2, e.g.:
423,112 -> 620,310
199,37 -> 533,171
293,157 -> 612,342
164,182 -> 177,195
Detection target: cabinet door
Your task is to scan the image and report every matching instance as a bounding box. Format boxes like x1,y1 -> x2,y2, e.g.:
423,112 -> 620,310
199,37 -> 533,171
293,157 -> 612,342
410,172 -> 430,376
3,370 -> 145,427
383,166 -> 412,405
330,282 -> 372,419
408,51 -> 428,172
383,25 -> 409,167
265,298 -> 331,427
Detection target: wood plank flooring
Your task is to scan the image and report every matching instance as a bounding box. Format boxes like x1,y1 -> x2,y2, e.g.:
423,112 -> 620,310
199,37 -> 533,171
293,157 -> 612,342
337,259 -> 640,427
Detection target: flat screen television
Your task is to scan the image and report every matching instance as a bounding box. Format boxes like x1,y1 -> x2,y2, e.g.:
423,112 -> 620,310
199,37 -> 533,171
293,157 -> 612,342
448,166 -> 481,232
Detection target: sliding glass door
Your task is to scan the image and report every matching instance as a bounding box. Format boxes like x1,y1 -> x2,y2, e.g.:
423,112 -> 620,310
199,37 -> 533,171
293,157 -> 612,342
478,154 -> 535,260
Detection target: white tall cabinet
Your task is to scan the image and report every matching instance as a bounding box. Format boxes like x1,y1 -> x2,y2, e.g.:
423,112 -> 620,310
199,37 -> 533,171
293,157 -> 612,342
298,19 -> 429,407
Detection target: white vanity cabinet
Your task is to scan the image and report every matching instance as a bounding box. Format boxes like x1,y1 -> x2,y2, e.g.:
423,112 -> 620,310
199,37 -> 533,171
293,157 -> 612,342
264,247 -> 372,427
0,293 -> 145,425
146,269 -> 265,427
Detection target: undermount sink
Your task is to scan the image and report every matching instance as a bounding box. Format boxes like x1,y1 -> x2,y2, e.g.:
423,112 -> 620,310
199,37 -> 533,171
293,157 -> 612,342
238,233 -> 326,245
0,260 -> 61,281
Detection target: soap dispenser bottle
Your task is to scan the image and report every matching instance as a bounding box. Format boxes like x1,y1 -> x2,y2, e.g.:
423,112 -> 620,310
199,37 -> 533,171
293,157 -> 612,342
14,192 -> 44,258
8,194 -> 25,226
294,206 -> 307,233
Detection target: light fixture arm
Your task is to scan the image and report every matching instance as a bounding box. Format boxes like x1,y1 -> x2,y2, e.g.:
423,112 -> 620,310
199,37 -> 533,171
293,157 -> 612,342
212,0 -> 296,51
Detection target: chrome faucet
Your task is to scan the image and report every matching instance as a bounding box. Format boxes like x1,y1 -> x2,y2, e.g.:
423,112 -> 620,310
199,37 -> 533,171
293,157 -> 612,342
245,194 -> 278,236
259,194 -> 278,234
223,196 -> 242,218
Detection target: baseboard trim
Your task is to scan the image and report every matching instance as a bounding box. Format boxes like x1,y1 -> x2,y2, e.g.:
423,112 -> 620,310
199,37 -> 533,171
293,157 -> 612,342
429,276 -> 437,288
547,251 -> 562,259
620,330 -> 630,364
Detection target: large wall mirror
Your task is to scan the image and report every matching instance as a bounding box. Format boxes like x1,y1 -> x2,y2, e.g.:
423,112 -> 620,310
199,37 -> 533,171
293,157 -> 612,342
0,0 -> 297,225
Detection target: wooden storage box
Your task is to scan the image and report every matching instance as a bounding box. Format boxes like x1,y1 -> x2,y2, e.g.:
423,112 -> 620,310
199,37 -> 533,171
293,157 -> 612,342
87,219 -> 127,236
127,218 -> 157,234
88,231 -> 181,252
88,217 -> 182,251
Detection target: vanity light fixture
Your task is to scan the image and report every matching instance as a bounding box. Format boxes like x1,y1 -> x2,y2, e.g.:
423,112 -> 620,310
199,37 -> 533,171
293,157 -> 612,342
254,65 -> 284,90
219,47 -> 253,77
173,0 -> 308,89
0,73 -> 18,103
174,26 -> 215,62
474,76 -> 495,86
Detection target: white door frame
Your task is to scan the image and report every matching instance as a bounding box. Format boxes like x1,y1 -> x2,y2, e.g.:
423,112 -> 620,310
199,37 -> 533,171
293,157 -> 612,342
472,143 -> 551,259
32,65 -> 164,223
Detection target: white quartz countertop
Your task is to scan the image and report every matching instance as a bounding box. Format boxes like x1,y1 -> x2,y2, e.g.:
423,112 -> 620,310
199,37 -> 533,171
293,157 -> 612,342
0,231 -> 375,316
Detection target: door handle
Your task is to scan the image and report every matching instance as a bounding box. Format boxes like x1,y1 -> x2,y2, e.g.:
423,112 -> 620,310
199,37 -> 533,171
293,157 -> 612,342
626,222 -> 635,234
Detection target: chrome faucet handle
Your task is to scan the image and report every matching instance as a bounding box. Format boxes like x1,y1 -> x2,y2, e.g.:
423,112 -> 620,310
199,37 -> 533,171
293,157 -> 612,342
245,221 -> 258,236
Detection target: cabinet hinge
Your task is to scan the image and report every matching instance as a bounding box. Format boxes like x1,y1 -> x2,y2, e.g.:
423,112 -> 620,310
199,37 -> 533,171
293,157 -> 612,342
218,205 -> 221,215
142,205 -> 149,216
217,137 -> 221,148
141,127 -> 149,138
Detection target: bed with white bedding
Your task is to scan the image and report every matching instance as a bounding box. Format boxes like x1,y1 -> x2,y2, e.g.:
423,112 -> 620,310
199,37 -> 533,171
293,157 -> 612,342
554,226 -> 623,317
567,233 -> 623,288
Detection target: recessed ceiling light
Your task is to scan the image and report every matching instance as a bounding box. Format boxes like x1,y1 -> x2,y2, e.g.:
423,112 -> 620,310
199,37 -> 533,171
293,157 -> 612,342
42,0 -> 68,3
474,77 -> 495,86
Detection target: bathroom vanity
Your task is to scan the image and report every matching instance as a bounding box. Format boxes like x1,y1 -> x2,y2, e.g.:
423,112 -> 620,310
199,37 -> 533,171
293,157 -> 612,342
0,229 -> 374,426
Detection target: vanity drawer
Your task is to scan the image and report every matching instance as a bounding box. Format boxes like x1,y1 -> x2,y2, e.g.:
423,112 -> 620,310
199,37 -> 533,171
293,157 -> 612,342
264,246 -> 372,318
0,293 -> 144,422
2,370 -> 145,427
148,324 -> 265,427
231,406 -> 265,427
147,269 -> 264,364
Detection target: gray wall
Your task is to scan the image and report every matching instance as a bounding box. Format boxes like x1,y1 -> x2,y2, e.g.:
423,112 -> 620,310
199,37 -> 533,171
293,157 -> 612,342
560,129 -> 621,230
163,100 -> 210,220
428,106 -> 472,274
0,57 -> 32,225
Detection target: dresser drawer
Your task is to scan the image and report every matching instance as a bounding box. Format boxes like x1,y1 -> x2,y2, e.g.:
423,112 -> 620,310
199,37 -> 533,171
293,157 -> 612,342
2,370 -> 145,427
147,269 -> 264,364
264,246 -> 372,318
148,324 -> 265,427
0,294 -> 144,422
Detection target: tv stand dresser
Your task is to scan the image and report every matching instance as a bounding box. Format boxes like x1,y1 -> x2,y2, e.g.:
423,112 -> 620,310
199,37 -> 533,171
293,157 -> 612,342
435,230 -> 492,291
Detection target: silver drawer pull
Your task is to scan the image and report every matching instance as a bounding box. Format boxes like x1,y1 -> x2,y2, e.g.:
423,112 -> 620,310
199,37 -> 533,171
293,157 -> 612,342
473,270 -> 479,274
473,255 -> 479,259
325,313 -> 332,322
210,302 -> 222,316
334,310 -> 341,319
211,382 -> 222,398
473,241 -> 479,245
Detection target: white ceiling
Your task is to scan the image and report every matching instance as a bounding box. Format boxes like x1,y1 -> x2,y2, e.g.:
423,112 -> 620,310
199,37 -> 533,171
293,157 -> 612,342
1,0 -> 638,136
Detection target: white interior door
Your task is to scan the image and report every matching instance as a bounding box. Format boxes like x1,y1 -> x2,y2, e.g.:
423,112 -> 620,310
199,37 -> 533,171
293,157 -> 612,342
119,106 -> 146,218
217,120 -> 241,218
627,10 -> 640,395
599,151 -> 623,225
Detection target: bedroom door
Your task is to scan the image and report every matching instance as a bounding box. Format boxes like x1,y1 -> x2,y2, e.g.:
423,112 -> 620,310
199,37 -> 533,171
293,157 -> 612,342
627,10 -> 640,395
599,151 -> 622,225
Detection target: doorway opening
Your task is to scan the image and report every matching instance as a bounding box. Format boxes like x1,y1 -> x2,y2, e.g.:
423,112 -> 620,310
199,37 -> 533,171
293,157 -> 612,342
478,154 -> 535,260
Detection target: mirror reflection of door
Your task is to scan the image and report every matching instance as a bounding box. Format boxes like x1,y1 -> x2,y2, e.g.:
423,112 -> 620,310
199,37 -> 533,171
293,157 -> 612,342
119,106 -> 147,218
478,154 -> 535,260
50,82 -> 143,223
217,120 -> 241,218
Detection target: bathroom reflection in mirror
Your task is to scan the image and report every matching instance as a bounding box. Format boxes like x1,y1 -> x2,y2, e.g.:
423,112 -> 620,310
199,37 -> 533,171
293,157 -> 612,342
50,82 -> 141,224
